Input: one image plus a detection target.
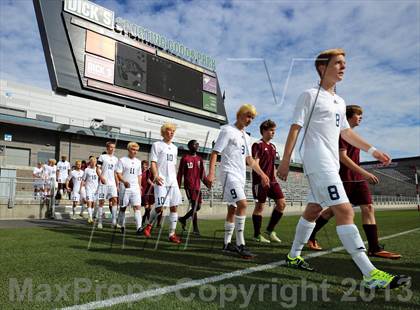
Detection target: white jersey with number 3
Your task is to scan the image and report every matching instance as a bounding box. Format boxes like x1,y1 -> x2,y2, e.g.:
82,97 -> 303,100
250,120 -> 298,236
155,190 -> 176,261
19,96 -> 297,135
213,124 -> 251,182
116,157 -> 142,189
292,87 -> 350,175
150,141 -> 178,186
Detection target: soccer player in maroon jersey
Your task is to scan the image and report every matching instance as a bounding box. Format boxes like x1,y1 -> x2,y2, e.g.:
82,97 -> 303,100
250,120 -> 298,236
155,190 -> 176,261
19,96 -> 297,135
177,140 -> 210,236
307,105 -> 401,259
141,160 -> 155,224
252,120 -> 286,243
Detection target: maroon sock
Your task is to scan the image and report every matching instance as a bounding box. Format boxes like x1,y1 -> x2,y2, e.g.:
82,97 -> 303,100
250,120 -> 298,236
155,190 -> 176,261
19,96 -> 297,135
363,224 -> 379,252
193,213 -> 199,231
142,208 -> 151,223
252,214 -> 262,238
309,216 -> 329,241
266,209 -> 283,233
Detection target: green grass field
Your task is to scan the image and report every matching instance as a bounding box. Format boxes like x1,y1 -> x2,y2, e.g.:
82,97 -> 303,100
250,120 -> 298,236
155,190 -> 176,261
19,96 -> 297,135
1,209 -> 419,309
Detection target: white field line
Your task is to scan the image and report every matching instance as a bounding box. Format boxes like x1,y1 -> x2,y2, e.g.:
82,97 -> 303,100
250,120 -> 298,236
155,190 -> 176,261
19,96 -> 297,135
60,227 -> 420,310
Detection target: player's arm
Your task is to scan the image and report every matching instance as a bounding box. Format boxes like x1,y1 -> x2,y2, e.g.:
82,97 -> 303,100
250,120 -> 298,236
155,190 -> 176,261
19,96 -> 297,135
116,161 -> 129,188
56,168 -> 60,180
177,157 -> 185,187
65,175 -> 71,192
277,124 -> 301,181
341,128 -> 391,166
151,161 -> 163,185
339,149 -> 379,184
207,151 -> 219,188
246,156 -> 269,187
96,160 -> 106,184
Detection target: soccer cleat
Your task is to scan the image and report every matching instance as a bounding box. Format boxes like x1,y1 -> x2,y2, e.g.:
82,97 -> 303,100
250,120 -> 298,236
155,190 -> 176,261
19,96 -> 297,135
97,223 -> 103,229
267,231 -> 282,243
87,218 -> 93,224
116,223 -> 122,229
307,239 -> 323,251
254,234 -> 271,243
362,269 -> 411,289
222,243 -> 238,255
178,217 -> 187,230
193,229 -> 201,237
169,234 -> 182,244
143,224 -> 152,238
285,254 -> 315,271
120,226 -> 125,234
368,245 -> 401,260
237,244 -> 256,259
79,213 -> 84,218
136,228 -> 143,236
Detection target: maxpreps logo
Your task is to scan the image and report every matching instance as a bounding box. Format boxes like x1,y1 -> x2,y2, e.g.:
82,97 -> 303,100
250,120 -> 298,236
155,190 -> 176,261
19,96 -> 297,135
64,0 -> 114,30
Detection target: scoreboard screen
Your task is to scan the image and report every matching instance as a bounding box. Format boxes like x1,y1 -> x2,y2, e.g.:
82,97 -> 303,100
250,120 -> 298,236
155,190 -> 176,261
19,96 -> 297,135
33,0 -> 227,127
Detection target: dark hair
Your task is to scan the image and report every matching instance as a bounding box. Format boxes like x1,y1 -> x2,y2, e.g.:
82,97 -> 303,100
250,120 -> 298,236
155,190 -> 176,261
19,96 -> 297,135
259,119 -> 276,135
187,140 -> 197,149
346,105 -> 363,119
141,160 -> 148,165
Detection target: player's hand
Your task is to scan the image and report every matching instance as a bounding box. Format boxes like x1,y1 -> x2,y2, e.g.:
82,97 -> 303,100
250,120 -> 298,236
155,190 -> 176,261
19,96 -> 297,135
207,173 -> 215,189
277,161 -> 289,181
100,176 -> 107,184
124,181 -> 130,188
261,173 -> 270,188
66,187 -> 71,192
155,176 -> 164,186
363,172 -> 379,184
372,150 -> 391,166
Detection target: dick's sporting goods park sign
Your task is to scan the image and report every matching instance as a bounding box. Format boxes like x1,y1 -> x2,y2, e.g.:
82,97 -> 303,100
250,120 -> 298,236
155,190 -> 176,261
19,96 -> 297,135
34,0 -> 227,127
64,0 -> 215,71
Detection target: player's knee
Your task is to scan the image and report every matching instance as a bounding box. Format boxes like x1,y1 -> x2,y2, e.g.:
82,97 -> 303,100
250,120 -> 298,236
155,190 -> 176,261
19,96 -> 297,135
361,204 -> 374,215
276,200 -> 286,212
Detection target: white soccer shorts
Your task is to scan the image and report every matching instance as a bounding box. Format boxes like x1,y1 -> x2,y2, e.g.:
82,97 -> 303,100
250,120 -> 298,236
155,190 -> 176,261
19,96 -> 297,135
85,189 -> 98,202
220,172 -> 247,207
98,184 -> 118,200
71,191 -> 81,202
122,188 -> 142,207
154,184 -> 182,208
306,171 -> 350,208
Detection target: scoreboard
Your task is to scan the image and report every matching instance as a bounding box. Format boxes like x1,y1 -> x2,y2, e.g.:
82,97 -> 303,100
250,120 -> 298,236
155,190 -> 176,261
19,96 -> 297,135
33,0 -> 227,127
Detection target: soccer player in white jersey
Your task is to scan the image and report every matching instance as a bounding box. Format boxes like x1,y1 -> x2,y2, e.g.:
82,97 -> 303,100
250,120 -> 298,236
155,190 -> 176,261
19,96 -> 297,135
116,142 -> 143,234
43,159 -> 57,199
82,157 -> 99,224
66,160 -> 84,219
32,162 -> 44,199
56,155 -> 71,199
96,141 -> 119,229
277,48 -> 410,289
143,123 -> 183,244
208,104 -> 270,259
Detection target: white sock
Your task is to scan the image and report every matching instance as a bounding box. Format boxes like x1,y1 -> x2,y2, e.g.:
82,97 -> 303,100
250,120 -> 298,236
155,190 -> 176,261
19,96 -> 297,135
235,215 -> 246,246
111,206 -> 117,225
289,217 -> 316,258
169,212 -> 178,236
336,224 -> 375,277
134,210 -> 142,230
118,208 -> 126,227
148,208 -> 159,225
224,221 -> 235,245
88,207 -> 93,219
98,207 -> 103,224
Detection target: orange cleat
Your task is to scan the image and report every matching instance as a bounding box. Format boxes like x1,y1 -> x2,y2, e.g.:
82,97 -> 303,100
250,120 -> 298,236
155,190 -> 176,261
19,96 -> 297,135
307,239 -> 323,251
143,224 -> 152,238
368,245 -> 401,259
169,234 -> 182,244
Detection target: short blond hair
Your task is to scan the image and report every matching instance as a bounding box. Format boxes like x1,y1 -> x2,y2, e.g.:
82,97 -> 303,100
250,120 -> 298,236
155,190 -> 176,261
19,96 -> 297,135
127,141 -> 139,150
75,160 -> 82,165
236,104 -> 257,119
315,48 -> 346,77
89,156 -> 97,163
160,122 -> 177,136
48,158 -> 56,165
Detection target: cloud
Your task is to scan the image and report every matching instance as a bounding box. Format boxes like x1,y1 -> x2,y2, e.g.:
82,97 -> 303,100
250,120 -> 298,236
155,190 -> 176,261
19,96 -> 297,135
0,0 -> 418,160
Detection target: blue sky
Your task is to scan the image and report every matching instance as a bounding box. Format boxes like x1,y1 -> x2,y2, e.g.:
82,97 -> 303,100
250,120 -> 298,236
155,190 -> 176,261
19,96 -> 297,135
0,0 -> 419,161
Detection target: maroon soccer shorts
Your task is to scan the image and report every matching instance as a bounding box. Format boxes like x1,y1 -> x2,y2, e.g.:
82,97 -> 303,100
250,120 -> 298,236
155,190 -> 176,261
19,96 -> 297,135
141,192 -> 155,206
252,182 -> 284,203
343,181 -> 373,206
185,188 -> 203,205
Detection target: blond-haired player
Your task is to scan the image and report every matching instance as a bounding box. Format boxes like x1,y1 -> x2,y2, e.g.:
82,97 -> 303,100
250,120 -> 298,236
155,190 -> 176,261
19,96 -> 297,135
277,48 -> 409,289
66,160 -> 84,219
97,141 -> 119,229
144,122 -> 183,244
208,104 -> 270,259
33,162 -> 44,199
43,158 -> 57,199
116,142 -> 143,234
82,157 -> 99,224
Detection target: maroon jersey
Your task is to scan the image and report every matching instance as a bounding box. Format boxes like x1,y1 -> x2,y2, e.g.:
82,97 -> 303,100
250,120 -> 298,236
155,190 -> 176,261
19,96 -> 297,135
141,168 -> 153,195
339,135 -> 363,181
252,140 -> 276,184
177,154 -> 206,190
